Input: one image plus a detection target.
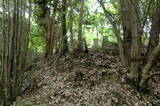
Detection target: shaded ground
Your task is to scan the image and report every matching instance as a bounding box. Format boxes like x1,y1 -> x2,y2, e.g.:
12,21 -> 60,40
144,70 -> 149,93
14,53 -> 160,106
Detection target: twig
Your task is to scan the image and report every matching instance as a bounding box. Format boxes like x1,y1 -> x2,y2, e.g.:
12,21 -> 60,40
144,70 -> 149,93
150,71 -> 160,77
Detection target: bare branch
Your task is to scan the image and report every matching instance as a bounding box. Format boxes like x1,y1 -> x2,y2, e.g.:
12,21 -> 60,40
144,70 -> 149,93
97,0 -> 115,23
151,71 -> 160,77
139,44 -> 160,87
142,0 -> 153,29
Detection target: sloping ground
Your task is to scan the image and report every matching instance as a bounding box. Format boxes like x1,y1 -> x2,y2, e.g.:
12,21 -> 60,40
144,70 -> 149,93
14,53 -> 160,106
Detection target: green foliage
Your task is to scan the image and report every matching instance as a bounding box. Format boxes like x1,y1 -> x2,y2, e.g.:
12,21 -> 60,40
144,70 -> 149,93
29,24 -> 45,53
16,99 -> 29,106
85,31 -> 97,48
33,6 -> 44,26
84,11 -> 117,47
13,99 -> 41,106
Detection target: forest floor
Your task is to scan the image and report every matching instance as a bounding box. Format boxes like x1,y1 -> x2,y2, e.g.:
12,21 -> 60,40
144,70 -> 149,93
14,52 -> 160,106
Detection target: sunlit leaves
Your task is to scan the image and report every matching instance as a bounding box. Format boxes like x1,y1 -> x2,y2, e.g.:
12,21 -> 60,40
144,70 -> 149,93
29,25 -> 45,53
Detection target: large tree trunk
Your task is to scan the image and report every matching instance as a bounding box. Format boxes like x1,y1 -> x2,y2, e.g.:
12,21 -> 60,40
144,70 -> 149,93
128,0 -> 142,86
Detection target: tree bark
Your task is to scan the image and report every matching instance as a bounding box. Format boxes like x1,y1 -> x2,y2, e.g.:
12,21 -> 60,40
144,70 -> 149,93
36,0 -> 56,57
69,0 -> 74,49
60,0 -> 68,55
128,0 -> 142,86
1,0 -> 29,104
98,0 -> 128,66
77,0 -> 84,52
139,44 -> 160,88
147,1 -> 160,60
119,0 -> 132,65
0,80 -> 6,105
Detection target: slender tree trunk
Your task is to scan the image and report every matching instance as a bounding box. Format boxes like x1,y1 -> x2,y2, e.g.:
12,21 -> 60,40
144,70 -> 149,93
0,80 -> 6,105
98,0 -> 128,66
139,1 -> 160,89
139,44 -> 160,89
45,16 -> 55,57
1,0 -> 7,104
1,0 -> 30,104
119,0 -> 132,65
60,0 -> 68,55
69,3 -> 74,49
147,1 -> 160,60
77,0 -> 84,52
36,0 -> 56,57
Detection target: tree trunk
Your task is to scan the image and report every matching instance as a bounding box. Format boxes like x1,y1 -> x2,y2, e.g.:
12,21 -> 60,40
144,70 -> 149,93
139,44 -> 160,89
45,17 -> 55,57
77,0 -> 84,52
60,0 -> 68,55
128,0 -> 142,86
1,0 -> 29,105
69,0 -> 74,49
139,1 -> 160,89
0,80 -> 6,105
147,1 -> 160,60
119,0 -> 132,65
98,0 -> 128,66
36,0 -> 56,57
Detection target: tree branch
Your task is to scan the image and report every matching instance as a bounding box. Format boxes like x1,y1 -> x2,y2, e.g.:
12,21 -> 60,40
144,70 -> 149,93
150,71 -> 160,77
97,0 -> 115,23
142,0 -> 153,30
139,44 -> 160,88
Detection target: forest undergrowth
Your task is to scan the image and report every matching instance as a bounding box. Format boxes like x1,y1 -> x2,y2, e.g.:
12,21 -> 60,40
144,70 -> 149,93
14,53 -> 160,106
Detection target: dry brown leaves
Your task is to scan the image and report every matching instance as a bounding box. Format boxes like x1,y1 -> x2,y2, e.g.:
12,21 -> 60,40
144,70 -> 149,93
14,53 -> 160,106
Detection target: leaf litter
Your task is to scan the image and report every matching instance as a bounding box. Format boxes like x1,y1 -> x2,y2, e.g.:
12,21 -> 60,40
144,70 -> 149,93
14,53 -> 160,106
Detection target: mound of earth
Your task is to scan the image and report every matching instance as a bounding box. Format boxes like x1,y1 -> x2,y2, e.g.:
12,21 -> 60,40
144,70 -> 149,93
14,53 -> 160,106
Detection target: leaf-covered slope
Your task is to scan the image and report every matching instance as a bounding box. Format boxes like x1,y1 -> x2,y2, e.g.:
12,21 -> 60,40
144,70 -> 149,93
15,53 -> 160,106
